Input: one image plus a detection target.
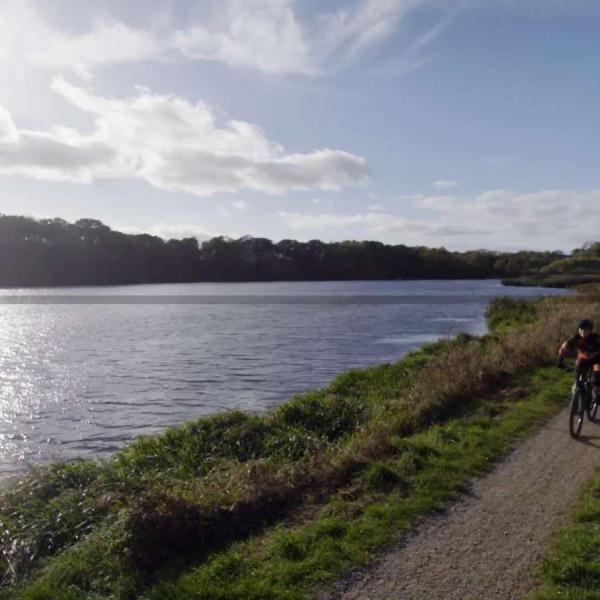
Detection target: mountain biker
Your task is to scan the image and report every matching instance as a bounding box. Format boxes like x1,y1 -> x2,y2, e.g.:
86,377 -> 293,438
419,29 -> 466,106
557,319 -> 600,396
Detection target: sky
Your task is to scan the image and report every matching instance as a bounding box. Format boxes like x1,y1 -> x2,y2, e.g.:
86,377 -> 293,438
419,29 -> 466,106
0,0 -> 599,252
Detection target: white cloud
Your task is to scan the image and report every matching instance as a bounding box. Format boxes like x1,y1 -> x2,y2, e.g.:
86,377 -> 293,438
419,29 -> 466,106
373,10 -> 457,78
410,189 -> 600,247
279,210 -> 423,234
116,223 -> 214,241
0,131 -> 116,183
277,189 -> 600,251
432,179 -> 460,189
316,0 -> 421,68
0,0 -> 433,76
172,0 -> 315,74
0,1 -> 162,75
31,22 -> 162,70
280,211 -> 364,230
0,79 -> 369,195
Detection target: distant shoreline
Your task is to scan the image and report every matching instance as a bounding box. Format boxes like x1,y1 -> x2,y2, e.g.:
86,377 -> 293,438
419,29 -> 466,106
0,276 -> 508,291
0,215 -> 567,287
502,274 -> 600,288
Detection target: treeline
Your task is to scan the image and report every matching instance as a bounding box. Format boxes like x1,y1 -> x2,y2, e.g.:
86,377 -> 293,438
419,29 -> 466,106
500,241 -> 600,287
538,242 -> 600,275
0,215 -> 567,287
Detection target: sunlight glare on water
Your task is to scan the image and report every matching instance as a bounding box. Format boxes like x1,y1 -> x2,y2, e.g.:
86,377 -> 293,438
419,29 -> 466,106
0,280 -> 565,480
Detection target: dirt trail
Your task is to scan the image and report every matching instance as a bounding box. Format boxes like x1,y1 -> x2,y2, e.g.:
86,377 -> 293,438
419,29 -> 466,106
325,409 -> 600,600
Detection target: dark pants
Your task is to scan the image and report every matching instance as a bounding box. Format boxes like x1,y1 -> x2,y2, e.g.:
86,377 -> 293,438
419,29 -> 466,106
575,357 -> 600,387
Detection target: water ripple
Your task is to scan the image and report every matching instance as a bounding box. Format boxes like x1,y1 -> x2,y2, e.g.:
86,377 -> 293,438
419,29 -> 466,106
0,280 -> 566,475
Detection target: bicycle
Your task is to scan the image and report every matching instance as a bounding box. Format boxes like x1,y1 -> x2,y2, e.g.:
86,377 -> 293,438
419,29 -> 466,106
569,366 -> 600,439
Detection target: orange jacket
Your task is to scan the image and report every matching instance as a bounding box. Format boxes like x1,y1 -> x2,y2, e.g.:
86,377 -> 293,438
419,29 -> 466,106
559,332 -> 600,361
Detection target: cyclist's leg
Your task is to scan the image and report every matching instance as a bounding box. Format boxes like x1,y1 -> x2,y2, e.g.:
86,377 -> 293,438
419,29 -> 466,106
575,359 -> 591,402
575,358 -> 590,380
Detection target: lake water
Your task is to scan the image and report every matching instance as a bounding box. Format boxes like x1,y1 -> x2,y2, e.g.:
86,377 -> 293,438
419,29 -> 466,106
0,280 -> 565,479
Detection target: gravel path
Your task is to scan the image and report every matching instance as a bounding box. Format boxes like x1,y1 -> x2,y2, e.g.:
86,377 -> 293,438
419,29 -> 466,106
325,409 -> 600,600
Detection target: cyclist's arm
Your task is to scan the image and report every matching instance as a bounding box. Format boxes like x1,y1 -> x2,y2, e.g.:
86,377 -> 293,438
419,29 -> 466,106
556,334 -> 577,368
559,335 -> 578,359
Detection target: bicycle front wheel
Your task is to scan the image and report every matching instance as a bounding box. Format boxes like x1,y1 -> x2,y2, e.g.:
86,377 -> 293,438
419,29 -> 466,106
570,387 -> 585,438
588,394 -> 599,422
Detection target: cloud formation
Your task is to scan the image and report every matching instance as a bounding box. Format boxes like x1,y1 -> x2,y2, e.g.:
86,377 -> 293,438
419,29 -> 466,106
278,189 -> 600,251
0,1 -> 162,78
0,79 -> 369,195
0,0 -> 431,76
315,0 -> 423,69
172,0 -> 315,74
117,223 -> 215,241
279,210 -> 421,234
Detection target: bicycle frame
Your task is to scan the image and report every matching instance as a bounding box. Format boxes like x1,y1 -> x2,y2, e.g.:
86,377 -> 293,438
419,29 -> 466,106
570,365 -> 599,439
575,368 -> 594,409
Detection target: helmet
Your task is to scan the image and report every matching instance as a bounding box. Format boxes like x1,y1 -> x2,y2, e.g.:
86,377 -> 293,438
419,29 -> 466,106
578,319 -> 594,331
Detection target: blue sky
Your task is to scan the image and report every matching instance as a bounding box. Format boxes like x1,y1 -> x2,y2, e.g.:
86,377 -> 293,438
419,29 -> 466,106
0,0 -> 599,251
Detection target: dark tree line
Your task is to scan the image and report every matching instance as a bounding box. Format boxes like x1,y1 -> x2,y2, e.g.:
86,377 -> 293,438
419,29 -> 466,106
0,215 -> 567,287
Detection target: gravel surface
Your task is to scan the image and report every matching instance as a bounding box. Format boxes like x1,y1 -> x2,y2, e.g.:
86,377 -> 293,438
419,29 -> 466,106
324,408 -> 600,600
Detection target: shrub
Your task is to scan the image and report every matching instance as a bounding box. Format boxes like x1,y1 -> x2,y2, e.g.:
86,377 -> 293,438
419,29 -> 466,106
486,297 -> 538,334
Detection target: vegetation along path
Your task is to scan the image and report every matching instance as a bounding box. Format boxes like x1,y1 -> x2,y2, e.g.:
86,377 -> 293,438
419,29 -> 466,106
328,407 -> 600,600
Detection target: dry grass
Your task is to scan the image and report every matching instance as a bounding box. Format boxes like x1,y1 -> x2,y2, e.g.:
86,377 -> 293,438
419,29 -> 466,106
121,296 -> 600,580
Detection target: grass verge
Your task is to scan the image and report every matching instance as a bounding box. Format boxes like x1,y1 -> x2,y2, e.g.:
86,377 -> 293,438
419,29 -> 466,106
528,468 -> 600,600
145,367 -> 572,600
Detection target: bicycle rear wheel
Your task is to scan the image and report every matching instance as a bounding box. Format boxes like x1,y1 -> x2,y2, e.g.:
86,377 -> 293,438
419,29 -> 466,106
570,387 -> 585,438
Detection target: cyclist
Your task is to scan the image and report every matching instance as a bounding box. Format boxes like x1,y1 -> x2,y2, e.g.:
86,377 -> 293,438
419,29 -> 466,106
558,319 -> 600,397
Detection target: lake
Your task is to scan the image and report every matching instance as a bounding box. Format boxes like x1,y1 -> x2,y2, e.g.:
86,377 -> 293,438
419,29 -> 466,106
0,280 -> 565,479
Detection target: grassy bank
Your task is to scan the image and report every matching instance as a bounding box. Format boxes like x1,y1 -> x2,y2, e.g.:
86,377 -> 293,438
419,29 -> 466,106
528,469 -> 600,600
503,274 -> 600,288
0,293 -> 598,599
134,367 -> 572,600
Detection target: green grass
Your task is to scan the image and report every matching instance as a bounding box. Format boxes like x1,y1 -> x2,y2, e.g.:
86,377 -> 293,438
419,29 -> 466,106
486,296 -> 539,334
144,367 -> 571,600
0,367 -> 572,600
528,469 -> 600,600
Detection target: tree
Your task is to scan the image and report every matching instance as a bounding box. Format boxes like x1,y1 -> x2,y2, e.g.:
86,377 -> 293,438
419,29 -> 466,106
0,215 -> 578,286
